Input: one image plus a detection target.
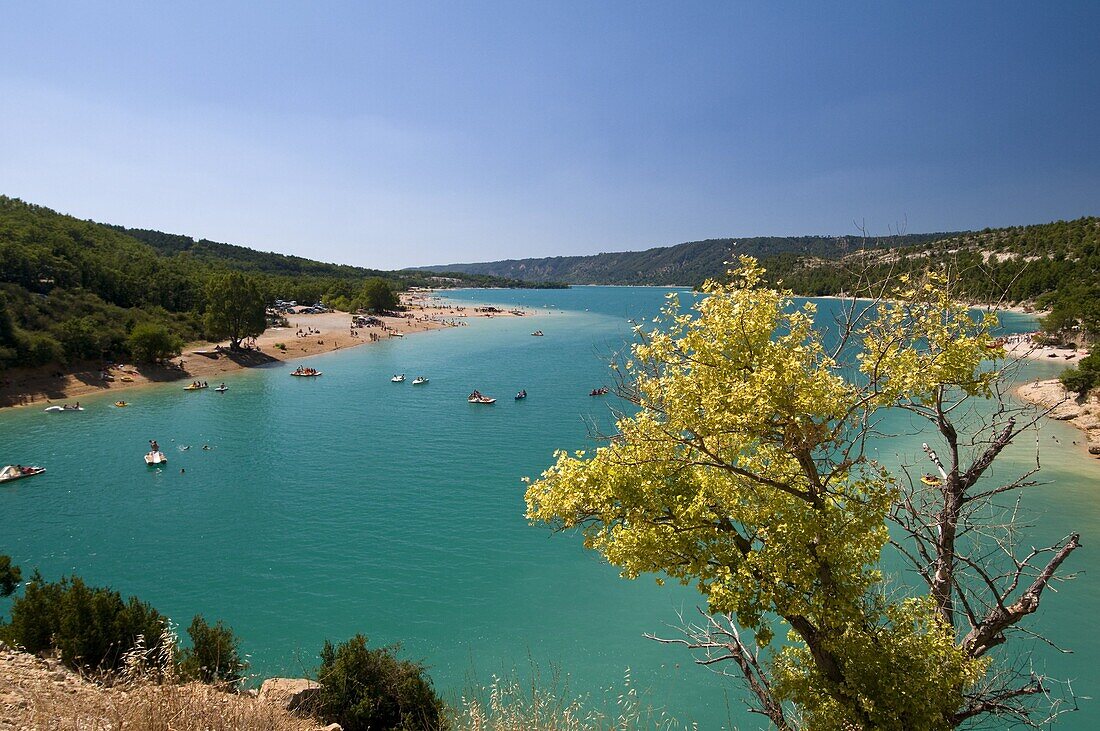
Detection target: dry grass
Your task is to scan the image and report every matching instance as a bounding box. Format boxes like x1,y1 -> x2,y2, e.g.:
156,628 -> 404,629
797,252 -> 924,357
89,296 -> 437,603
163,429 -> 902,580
454,668 -> 698,731
6,678 -> 317,730
0,646 -> 319,731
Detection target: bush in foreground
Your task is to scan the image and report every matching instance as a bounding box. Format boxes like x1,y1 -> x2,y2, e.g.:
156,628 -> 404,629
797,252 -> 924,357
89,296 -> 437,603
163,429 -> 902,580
317,634 -> 447,731
179,614 -> 247,688
1,572 -> 170,674
0,554 -> 20,597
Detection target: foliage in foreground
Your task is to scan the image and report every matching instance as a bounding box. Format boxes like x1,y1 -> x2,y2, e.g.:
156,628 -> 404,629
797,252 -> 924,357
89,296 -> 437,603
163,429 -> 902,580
1,571 -> 170,674
0,561 -> 245,691
526,259 -> 1079,729
178,614 -> 247,688
0,554 -> 20,597
317,634 -> 448,731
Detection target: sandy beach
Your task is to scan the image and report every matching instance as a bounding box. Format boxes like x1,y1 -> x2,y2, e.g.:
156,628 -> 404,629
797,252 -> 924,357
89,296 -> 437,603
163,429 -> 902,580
1003,334 -> 1091,363
1015,378 -> 1100,458
0,293 -> 524,409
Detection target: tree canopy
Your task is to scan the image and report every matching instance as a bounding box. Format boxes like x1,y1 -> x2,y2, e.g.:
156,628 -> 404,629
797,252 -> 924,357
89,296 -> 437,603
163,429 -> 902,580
202,272 -> 267,350
526,258 -> 1079,729
128,321 -> 184,363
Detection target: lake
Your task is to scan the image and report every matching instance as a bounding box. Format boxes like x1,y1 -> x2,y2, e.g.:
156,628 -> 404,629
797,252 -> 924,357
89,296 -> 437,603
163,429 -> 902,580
1,286 -> 1096,729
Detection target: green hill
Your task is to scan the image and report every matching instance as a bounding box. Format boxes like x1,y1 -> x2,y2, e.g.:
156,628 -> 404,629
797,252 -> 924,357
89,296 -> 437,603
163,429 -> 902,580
0,196 -> 558,370
773,217 -> 1100,340
411,233 -> 955,286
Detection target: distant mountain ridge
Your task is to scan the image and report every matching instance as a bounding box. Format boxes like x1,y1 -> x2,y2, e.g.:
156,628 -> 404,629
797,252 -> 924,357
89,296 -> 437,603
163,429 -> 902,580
411,233 -> 957,286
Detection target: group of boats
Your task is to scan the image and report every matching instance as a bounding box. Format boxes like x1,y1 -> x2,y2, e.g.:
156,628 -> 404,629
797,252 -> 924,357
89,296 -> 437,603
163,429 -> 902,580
391,374 -> 429,385
185,381 -> 229,392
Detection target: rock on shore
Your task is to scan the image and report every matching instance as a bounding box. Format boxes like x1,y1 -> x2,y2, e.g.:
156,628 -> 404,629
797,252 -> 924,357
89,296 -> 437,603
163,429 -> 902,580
1016,379 -> 1100,457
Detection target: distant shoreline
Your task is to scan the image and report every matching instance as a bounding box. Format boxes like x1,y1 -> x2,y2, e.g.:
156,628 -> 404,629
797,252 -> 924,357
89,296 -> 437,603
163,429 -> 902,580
0,293 -> 524,410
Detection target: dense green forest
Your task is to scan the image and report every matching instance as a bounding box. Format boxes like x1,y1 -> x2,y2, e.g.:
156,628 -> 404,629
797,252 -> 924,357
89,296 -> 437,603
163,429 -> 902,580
412,233 -> 954,286
0,196 -> 561,370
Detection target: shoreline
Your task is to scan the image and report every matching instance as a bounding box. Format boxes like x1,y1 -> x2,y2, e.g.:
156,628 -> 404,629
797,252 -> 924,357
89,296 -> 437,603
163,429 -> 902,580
807,293 -> 1047,317
1014,379 -> 1100,458
1002,334 -> 1091,363
0,293 -> 524,410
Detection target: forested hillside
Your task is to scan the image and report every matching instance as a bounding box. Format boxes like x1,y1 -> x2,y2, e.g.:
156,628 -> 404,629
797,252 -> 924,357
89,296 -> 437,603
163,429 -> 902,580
416,218 -> 1099,341
0,196 -> 557,370
413,233 -> 954,286
772,217 -> 1100,340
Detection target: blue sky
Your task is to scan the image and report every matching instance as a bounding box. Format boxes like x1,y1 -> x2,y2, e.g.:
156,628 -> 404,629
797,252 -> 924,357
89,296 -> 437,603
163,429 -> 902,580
2,2 -> 1098,268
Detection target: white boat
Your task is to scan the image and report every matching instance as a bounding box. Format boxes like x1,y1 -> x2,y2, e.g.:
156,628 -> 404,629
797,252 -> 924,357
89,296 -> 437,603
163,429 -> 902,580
412,376 -> 429,385
215,385 -> 228,392
0,465 -> 46,484
467,393 -> 496,404
531,330 -> 544,336
391,374 -> 406,382
144,451 -> 168,466
44,405 -> 84,413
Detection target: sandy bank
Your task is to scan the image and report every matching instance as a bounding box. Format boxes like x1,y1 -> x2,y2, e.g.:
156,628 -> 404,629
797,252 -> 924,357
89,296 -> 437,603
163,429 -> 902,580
1015,379 -> 1100,458
0,294 -> 524,409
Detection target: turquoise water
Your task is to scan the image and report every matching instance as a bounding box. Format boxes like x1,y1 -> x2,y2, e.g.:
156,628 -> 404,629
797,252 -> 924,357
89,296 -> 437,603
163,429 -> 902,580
1,287 -> 1097,729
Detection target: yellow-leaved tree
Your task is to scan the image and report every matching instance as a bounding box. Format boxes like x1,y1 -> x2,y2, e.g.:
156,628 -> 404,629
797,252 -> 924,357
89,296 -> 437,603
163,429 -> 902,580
526,258 -> 1079,730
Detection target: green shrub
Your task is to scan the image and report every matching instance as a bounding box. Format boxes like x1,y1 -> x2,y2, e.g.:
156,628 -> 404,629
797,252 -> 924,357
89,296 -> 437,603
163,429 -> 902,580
0,554 -> 20,597
317,634 -> 447,731
179,614 -> 246,688
1060,350 -> 1100,396
17,331 -> 64,366
128,321 -> 183,362
4,572 -> 169,674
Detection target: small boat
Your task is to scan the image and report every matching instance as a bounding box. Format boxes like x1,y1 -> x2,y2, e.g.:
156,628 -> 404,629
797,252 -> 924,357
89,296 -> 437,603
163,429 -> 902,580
468,390 -> 496,404
144,451 -> 168,466
291,369 -> 322,377
214,384 -> 229,392
391,331 -> 404,337
589,387 -> 609,396
184,383 -> 208,391
514,390 -> 527,400
44,405 -> 84,413
114,401 -> 129,408
411,376 -> 429,385
0,465 -> 46,484
531,330 -> 544,337
919,474 -> 942,487
391,374 -> 406,383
